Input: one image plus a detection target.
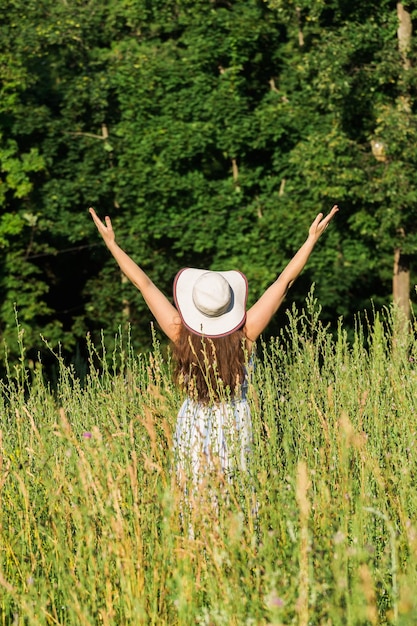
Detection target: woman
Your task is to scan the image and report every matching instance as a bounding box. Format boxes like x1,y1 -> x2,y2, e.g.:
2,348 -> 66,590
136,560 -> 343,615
89,205 -> 338,482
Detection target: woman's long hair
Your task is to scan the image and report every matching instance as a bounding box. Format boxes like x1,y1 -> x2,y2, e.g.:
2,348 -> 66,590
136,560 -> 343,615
172,324 -> 248,404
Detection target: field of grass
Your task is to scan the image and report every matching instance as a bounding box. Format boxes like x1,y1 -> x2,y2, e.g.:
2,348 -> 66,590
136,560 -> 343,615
1,300 -> 417,625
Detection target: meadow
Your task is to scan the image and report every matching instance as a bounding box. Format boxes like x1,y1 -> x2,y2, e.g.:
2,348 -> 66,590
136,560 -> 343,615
1,298 -> 417,625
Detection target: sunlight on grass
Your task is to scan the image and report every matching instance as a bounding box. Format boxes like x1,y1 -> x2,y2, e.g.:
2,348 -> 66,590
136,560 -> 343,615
1,300 -> 417,624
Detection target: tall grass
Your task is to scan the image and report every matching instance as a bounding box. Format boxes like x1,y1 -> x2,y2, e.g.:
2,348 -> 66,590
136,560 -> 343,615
1,300 -> 417,625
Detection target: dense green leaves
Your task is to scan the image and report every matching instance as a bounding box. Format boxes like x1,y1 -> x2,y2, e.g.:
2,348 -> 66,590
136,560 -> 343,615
0,0 -> 416,366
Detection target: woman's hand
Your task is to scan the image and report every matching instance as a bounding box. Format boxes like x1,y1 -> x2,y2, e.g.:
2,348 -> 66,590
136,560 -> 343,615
89,207 -> 116,248
308,205 -> 339,241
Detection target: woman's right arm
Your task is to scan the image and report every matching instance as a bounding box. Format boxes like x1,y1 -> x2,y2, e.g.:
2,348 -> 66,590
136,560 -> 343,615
244,205 -> 339,347
89,208 -> 181,342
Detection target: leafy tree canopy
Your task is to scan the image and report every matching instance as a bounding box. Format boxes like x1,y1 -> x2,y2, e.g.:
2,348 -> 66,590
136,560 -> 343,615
0,0 -> 416,368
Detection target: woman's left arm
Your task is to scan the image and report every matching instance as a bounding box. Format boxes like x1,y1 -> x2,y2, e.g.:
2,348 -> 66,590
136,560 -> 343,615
89,208 -> 181,342
245,205 -> 339,344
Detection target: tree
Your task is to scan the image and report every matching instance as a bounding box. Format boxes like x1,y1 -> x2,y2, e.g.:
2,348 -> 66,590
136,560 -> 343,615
0,0 -> 121,362
264,0 -> 417,327
1,0 -> 416,369
84,0 -> 294,343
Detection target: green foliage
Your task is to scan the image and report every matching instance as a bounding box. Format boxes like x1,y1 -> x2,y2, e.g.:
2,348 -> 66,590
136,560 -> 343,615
1,0 -> 417,365
0,139 -> 45,206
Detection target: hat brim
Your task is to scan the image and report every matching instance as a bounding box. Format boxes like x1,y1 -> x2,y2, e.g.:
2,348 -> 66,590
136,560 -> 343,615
173,268 -> 248,337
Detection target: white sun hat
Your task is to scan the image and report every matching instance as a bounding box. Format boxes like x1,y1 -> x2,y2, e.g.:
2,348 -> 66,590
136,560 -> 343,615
173,268 -> 248,337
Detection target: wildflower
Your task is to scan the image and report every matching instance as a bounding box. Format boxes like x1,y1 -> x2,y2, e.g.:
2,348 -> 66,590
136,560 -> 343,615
266,591 -> 285,608
82,432 -> 92,439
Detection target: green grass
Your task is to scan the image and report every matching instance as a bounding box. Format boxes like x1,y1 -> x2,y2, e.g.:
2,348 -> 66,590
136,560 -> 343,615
1,300 -> 417,625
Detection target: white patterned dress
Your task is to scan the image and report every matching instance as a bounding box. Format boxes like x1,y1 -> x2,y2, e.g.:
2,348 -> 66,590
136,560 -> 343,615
174,374 -> 252,484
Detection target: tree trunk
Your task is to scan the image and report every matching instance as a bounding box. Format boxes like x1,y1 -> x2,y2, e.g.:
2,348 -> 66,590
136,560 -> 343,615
397,2 -> 412,70
393,4 -> 412,324
393,247 -> 410,320
121,272 -> 131,323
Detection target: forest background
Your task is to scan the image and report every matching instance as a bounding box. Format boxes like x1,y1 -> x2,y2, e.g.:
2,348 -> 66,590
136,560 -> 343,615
1,0 -> 417,370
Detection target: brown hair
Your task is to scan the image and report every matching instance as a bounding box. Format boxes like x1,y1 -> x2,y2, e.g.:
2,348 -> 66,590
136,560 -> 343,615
172,324 -> 248,404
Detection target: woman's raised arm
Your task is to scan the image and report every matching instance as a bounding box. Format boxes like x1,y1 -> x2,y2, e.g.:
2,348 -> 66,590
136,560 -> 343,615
89,208 -> 181,342
244,205 -> 339,345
